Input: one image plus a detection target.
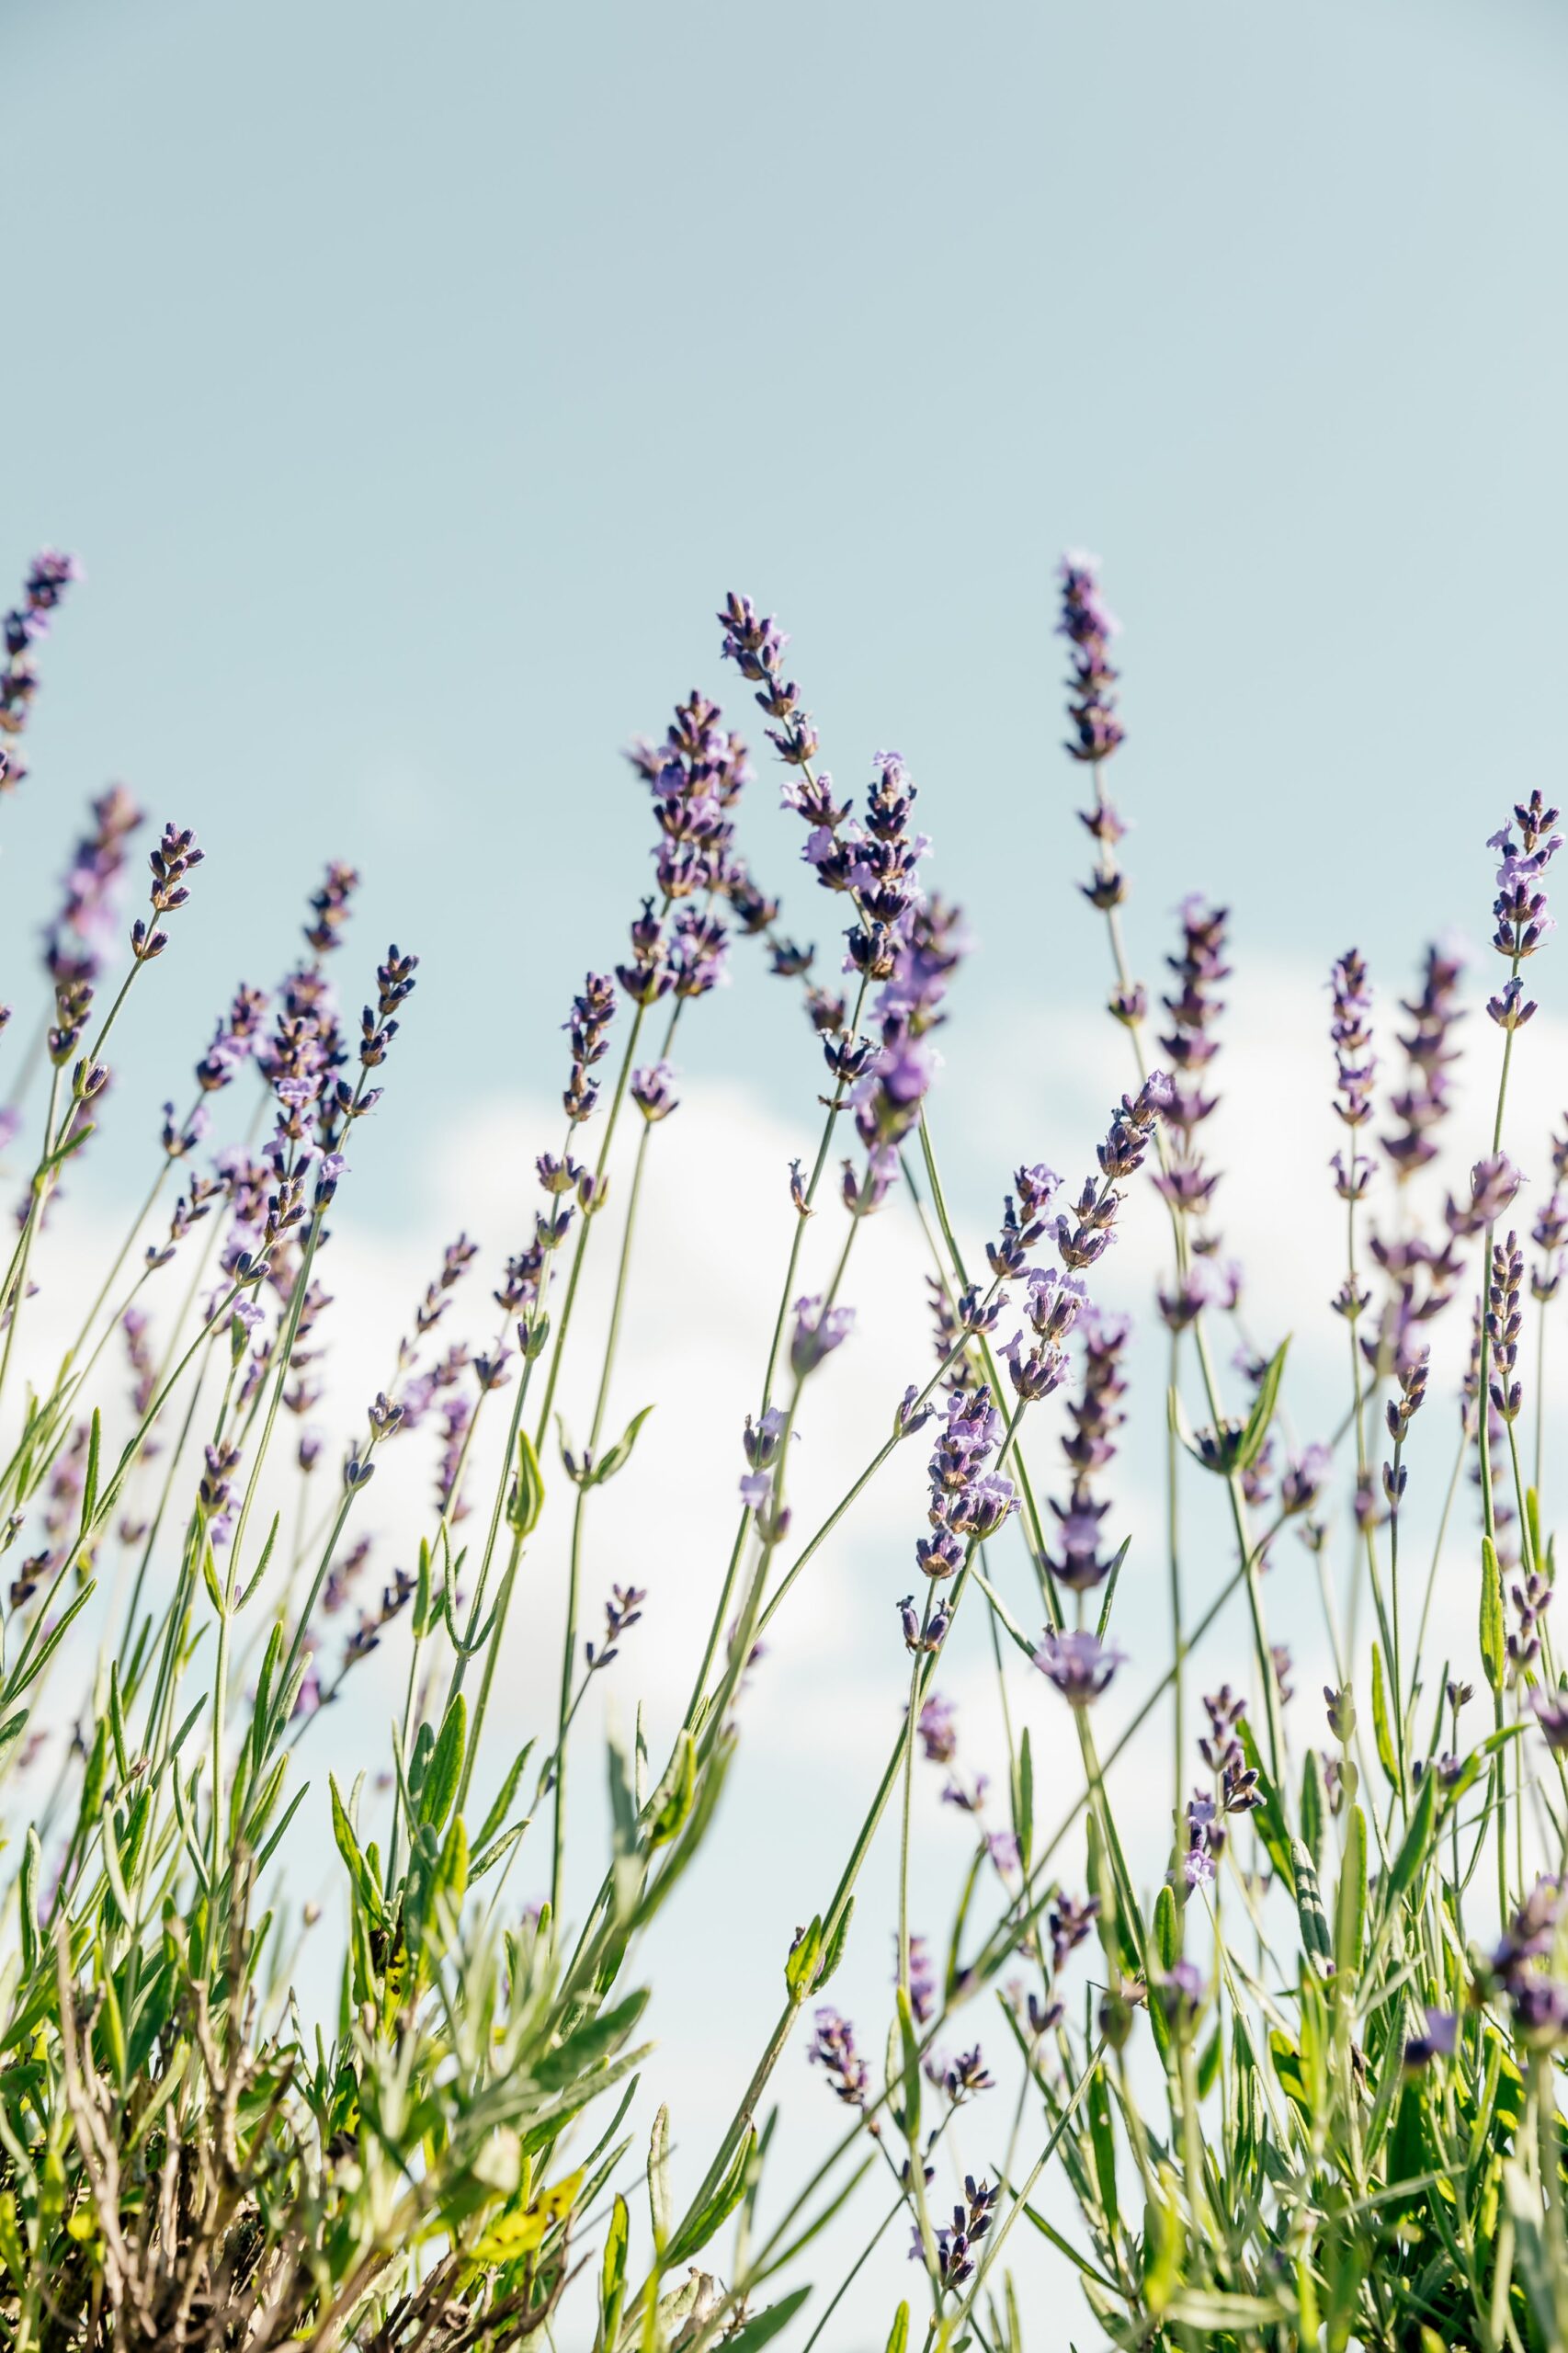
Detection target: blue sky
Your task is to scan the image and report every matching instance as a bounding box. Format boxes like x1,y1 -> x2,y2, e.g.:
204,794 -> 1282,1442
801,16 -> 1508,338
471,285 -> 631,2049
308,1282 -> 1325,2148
8,0 -> 1568,1236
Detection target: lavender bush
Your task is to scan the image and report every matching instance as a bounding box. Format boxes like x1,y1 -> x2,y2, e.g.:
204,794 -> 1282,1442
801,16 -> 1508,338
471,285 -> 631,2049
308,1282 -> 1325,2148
2,540 -> 1567,2353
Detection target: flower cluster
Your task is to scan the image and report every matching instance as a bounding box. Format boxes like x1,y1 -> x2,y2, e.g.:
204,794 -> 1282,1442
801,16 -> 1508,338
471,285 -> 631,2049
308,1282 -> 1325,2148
562,971 -> 617,1128
1487,1230 -> 1524,1424
43,786 -> 144,990
1489,1880 -> 1568,2047
1056,556 -> 1123,748
1042,1303 -> 1126,1591
918,1382 -> 1018,1583
1531,1123 -> 1568,1302
1184,1687 -> 1261,1889
914,2177 -> 996,2290
807,2006 -> 869,2107
1329,947 -> 1375,1205
132,824 -> 206,965
1487,792 -> 1562,1029
844,892 -> 965,1213
585,1582 -> 647,1672
627,687 -> 750,904
718,592 -> 819,771
1463,1299 -> 1519,1567
1153,895 -> 1227,1226
1055,1076 -> 1170,1272
1509,1567 -> 1551,1682
1381,941 -> 1465,1181
0,549 -> 81,795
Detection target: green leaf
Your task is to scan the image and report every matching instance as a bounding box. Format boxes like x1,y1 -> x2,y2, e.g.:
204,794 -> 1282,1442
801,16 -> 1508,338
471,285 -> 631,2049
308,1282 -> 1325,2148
665,2126 -> 755,2268
1481,1534 -> 1506,1696
722,2287 -> 812,2349
1197,2027 -> 1221,2100
1335,1802 -> 1368,1983
12,1583 -> 95,1697
411,1535 -> 434,1638
508,1427 -> 546,1533
419,1693 -> 466,1832
592,1402 -> 655,1486
1012,1725 -> 1034,1871
329,1773 -> 377,1911
77,1409 -> 101,1541
1291,1840 -> 1333,1966
1370,1643 -> 1398,1789
0,1708 -> 31,1777
19,1828 -> 40,1980
1235,1337 -> 1289,1472
647,2102 -> 671,2252
1088,2065 -> 1119,2226
108,1663 -> 131,1785
99,1805 -> 133,1923
535,1990 -> 649,2092
471,1821 -> 528,1881
1300,1745 -> 1325,1873
1142,2182 -> 1182,2315
1382,1757 -> 1439,1918
785,1915 -> 824,1999
235,1510 -> 280,1610
647,1729 -> 696,1849
885,2306 -> 910,2353
1152,1882 -> 1180,1973
201,1540 -> 225,1620
599,2191 -> 629,2345
815,1897 -> 853,1991
474,1739 -> 535,1852
895,1984 -> 922,2140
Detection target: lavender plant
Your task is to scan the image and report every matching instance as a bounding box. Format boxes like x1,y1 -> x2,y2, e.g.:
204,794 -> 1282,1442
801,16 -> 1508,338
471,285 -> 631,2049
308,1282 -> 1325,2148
2,539 -> 1567,2353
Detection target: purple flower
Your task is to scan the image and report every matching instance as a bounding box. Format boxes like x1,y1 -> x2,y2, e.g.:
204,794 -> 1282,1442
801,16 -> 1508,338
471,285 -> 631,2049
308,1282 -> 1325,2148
1329,948 -> 1376,1142
899,1594 -> 949,1654
743,1405 -> 789,1467
562,972 -> 618,1125
43,785 -> 143,988
1159,1960 -> 1205,2028
943,1472 -> 1018,1540
986,1829 -> 1020,1876
895,1383 -> 935,1438
916,1693 -> 958,1764
0,550 -> 82,797
1048,1893 -> 1099,1973
1058,550 -> 1125,769
790,1294 -> 855,1378
1381,940 -> 1465,1181
1447,1153 -> 1523,1240
1486,1231 -> 1525,1424
807,2006 -> 868,2106
902,1932 -> 937,2026
1026,1266 -> 1086,1343
1529,1686 -> 1568,1753
1490,792 -> 1562,965
1034,1629 -> 1123,1707
630,1060 -> 679,1123
585,1581 -> 647,1670
1002,1329 -> 1067,1403
1042,1308 -> 1130,1592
